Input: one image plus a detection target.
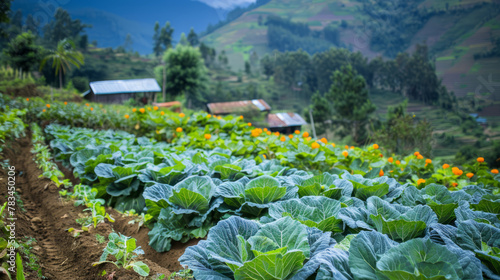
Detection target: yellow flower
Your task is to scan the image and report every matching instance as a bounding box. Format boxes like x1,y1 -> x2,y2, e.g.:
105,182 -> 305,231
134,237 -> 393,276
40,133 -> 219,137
302,132 -> 309,138
264,128 -> 268,132
217,116 -> 222,120
139,108 -> 145,113
135,124 -> 140,130
263,154 -> 267,159
207,114 -> 211,118
160,111 -> 165,116
280,136 -> 286,142
132,108 -> 137,112
342,151 -> 348,157
373,144 -> 379,149
311,142 -> 320,149
156,130 -> 160,134
204,134 -> 211,140
179,113 -> 185,118
176,127 -> 183,132
331,143 -> 336,147
477,157 -> 484,163
350,146 -> 354,149
294,130 -> 300,134
124,114 -> 129,119
466,173 -> 474,179
154,106 -> 159,110
147,107 -> 151,111
320,138 -> 327,144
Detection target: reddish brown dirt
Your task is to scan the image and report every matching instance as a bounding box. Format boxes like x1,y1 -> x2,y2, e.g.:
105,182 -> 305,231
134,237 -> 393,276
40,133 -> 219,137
0,136 -> 193,279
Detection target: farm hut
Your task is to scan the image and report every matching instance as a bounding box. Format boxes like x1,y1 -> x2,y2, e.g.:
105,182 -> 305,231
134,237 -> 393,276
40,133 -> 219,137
206,99 -> 271,115
83,78 -> 161,104
267,112 -> 307,134
152,101 -> 182,113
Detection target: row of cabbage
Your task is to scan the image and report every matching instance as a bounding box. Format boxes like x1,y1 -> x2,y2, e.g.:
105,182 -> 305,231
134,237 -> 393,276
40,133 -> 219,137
7,96 -> 499,190
44,124 -> 500,279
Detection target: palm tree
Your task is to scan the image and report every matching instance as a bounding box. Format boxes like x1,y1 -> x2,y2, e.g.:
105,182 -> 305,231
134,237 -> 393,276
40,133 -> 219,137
40,39 -> 84,89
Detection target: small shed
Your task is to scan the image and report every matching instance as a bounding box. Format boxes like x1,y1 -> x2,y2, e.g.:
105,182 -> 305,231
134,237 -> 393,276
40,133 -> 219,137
83,78 -> 161,104
206,99 -> 271,115
267,112 -> 307,134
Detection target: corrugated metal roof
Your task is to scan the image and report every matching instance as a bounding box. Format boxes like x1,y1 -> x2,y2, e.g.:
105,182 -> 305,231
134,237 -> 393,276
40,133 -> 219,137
207,99 -> 271,114
89,78 -> 161,95
268,112 -> 307,128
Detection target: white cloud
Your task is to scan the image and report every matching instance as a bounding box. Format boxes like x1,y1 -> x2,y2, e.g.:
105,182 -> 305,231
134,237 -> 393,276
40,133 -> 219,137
194,0 -> 256,10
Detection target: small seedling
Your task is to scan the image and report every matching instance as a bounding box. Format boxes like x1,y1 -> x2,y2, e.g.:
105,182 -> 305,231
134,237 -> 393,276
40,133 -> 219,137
95,234 -> 105,244
168,269 -> 193,280
92,232 -> 149,277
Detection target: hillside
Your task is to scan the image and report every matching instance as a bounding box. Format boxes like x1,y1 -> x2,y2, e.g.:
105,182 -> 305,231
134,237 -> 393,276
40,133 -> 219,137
201,0 -> 500,115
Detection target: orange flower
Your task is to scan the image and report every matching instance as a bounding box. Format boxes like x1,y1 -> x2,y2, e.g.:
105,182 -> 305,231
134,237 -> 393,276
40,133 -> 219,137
240,115 -> 244,119
154,106 -> 159,110
373,144 -> 379,149
311,142 -> 320,149
85,103 -> 89,106
275,132 -> 280,136
442,164 -> 450,169
26,98 -> 29,101
350,146 -> 354,149
288,135 -> 293,139
124,114 -> 129,119
331,143 -> 336,147
388,157 -> 394,163
320,138 -> 327,144
396,160 -> 401,165
264,128 -> 268,132
280,136 -> 286,142
139,108 -> 145,113
90,107 -> 94,111
477,157 -> 484,163
425,159 -> 432,164
491,169 -> 499,174
417,178 -> 426,186
306,137 -> 312,141
466,173 -> 474,179
266,131 -> 271,135
248,122 -> 252,126
147,107 -> 151,111
452,168 -> 463,176
414,151 -> 420,156
204,134 -> 211,140
207,114 -> 211,118
42,109 -> 46,112
417,154 -> 424,160
64,101 -> 68,105
46,104 -> 50,108
342,151 -> 348,157
345,145 -> 349,149
179,113 -> 185,118
379,154 -> 383,158
217,116 -> 221,120
160,111 -> 165,116
263,154 -> 267,159
303,132 -> 309,138
132,108 -> 137,112
156,130 -> 160,134
379,169 -> 384,177
451,182 -> 458,187
176,127 -> 183,133
294,130 -> 300,135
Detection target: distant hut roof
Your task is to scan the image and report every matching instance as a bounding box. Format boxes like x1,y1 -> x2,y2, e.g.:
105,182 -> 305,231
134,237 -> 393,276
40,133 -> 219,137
89,78 -> 161,95
152,101 -> 182,108
207,99 -> 271,114
267,112 -> 307,128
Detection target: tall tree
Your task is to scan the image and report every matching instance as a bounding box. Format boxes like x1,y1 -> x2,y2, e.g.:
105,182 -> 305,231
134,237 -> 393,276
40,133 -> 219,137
260,54 -> 274,79
24,14 -> 39,35
326,64 -> 375,143
159,21 -> 174,50
178,32 -> 188,46
153,21 -> 162,57
4,31 -> 41,75
42,8 -> 89,47
306,92 -> 332,136
40,39 -> 84,89
244,61 -> 251,75
163,44 -> 207,109
0,0 -> 12,37
187,28 -> 199,46
123,33 -> 133,52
